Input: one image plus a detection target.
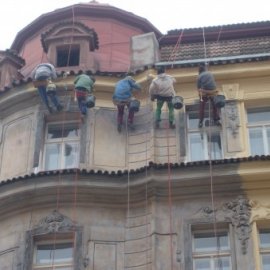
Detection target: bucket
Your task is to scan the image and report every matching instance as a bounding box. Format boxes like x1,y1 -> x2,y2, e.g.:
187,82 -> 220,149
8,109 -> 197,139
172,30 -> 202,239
86,95 -> 96,108
172,96 -> 184,110
130,99 -> 140,112
213,95 -> 226,108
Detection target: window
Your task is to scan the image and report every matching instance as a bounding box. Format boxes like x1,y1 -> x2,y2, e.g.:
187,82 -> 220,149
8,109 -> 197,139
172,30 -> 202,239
188,111 -> 223,161
259,230 -> 270,270
33,242 -> 73,270
44,122 -> 80,170
57,45 -> 80,67
192,231 -> 232,270
247,108 -> 270,156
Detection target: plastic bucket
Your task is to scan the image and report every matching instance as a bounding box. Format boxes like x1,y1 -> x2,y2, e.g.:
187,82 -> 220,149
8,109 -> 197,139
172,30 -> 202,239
130,99 -> 140,112
172,96 -> 184,110
214,95 -> 226,108
86,95 -> 96,108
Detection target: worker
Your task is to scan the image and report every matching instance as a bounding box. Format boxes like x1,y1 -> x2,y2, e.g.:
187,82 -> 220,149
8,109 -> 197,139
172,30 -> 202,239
46,80 -> 63,112
112,75 -> 141,132
74,73 -> 95,118
149,66 -> 176,129
197,64 -> 221,128
31,63 -> 63,113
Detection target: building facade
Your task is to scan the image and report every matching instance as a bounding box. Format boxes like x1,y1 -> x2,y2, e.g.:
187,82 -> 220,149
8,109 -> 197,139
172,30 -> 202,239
0,1 -> 270,269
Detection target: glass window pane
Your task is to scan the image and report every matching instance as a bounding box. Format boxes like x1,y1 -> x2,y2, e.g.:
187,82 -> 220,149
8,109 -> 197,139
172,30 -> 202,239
36,243 -> 73,265
267,128 -> 270,153
64,143 -> 79,168
45,144 -> 61,170
262,254 -> 270,270
190,134 -> 205,161
188,112 -> 210,129
214,257 -> 231,270
249,128 -> 264,155
194,258 -> 211,270
208,133 -> 222,160
248,109 -> 270,123
260,231 -> 270,248
47,123 -> 80,140
194,234 -> 229,252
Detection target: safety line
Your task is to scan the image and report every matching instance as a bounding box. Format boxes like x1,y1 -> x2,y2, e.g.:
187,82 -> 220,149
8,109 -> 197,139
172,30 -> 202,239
202,25 -> 223,270
166,119 -> 174,270
167,28 -> 186,270
162,28 -> 186,270
169,29 -> 184,66
52,5 -> 77,270
124,105 -> 131,270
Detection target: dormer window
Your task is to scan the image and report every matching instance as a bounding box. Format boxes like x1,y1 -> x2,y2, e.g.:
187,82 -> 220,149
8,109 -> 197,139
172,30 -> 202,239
41,21 -> 99,71
56,44 -> 80,67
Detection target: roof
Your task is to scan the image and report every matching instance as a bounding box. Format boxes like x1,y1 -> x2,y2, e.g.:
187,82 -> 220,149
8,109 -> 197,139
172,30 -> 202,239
0,49 -> 25,67
11,2 -> 162,52
41,21 -> 99,53
159,21 -> 270,66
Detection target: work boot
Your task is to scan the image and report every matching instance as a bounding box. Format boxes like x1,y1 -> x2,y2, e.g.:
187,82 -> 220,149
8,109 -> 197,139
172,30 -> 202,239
214,120 -> 222,126
128,121 -> 135,131
169,122 -> 175,129
117,124 -> 122,133
47,106 -> 53,114
198,121 -> 203,128
57,104 -> 63,111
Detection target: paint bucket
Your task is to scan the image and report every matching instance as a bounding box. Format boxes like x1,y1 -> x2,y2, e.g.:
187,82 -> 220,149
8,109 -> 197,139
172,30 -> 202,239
213,95 -> 226,108
86,95 -> 96,108
130,99 -> 140,112
172,96 -> 184,110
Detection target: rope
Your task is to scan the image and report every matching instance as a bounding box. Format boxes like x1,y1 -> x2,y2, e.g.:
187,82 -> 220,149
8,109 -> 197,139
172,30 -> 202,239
159,28 -> 186,270
166,120 -> 174,270
144,81 -> 152,270
51,5 -> 77,269
202,27 -> 208,66
124,106 -> 131,270
168,29 -> 184,66
202,26 -> 223,270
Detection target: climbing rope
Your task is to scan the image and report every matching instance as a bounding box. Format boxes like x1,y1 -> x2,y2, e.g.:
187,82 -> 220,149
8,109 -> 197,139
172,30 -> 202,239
164,29 -> 186,270
51,5 -> 78,269
202,26 -> 223,270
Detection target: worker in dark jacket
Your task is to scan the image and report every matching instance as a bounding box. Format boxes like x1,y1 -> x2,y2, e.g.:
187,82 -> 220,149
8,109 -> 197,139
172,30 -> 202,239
31,63 -> 63,113
112,75 -> 141,132
74,73 -> 95,117
197,64 -> 220,128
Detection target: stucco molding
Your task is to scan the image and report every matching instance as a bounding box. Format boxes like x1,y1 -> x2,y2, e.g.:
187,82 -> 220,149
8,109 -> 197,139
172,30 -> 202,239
34,209 -> 78,234
193,196 -> 252,255
223,196 -> 252,255
41,20 -> 99,53
225,101 -> 241,137
23,210 -> 83,270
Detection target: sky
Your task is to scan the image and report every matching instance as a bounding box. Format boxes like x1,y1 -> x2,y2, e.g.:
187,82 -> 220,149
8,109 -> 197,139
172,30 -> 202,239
1,0 -> 269,50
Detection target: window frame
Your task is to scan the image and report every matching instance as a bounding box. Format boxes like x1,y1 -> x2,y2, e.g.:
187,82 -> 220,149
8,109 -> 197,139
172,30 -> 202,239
183,221 -> 236,270
257,228 -> 270,270
24,211 -> 83,270
247,107 -> 270,156
192,230 -> 232,270
33,238 -> 74,270
43,121 -> 81,171
56,44 -> 80,67
187,107 -> 223,162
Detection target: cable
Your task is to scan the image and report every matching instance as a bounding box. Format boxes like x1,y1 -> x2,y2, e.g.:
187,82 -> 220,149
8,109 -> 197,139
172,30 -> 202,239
51,5 -> 78,269
202,26 -> 223,270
